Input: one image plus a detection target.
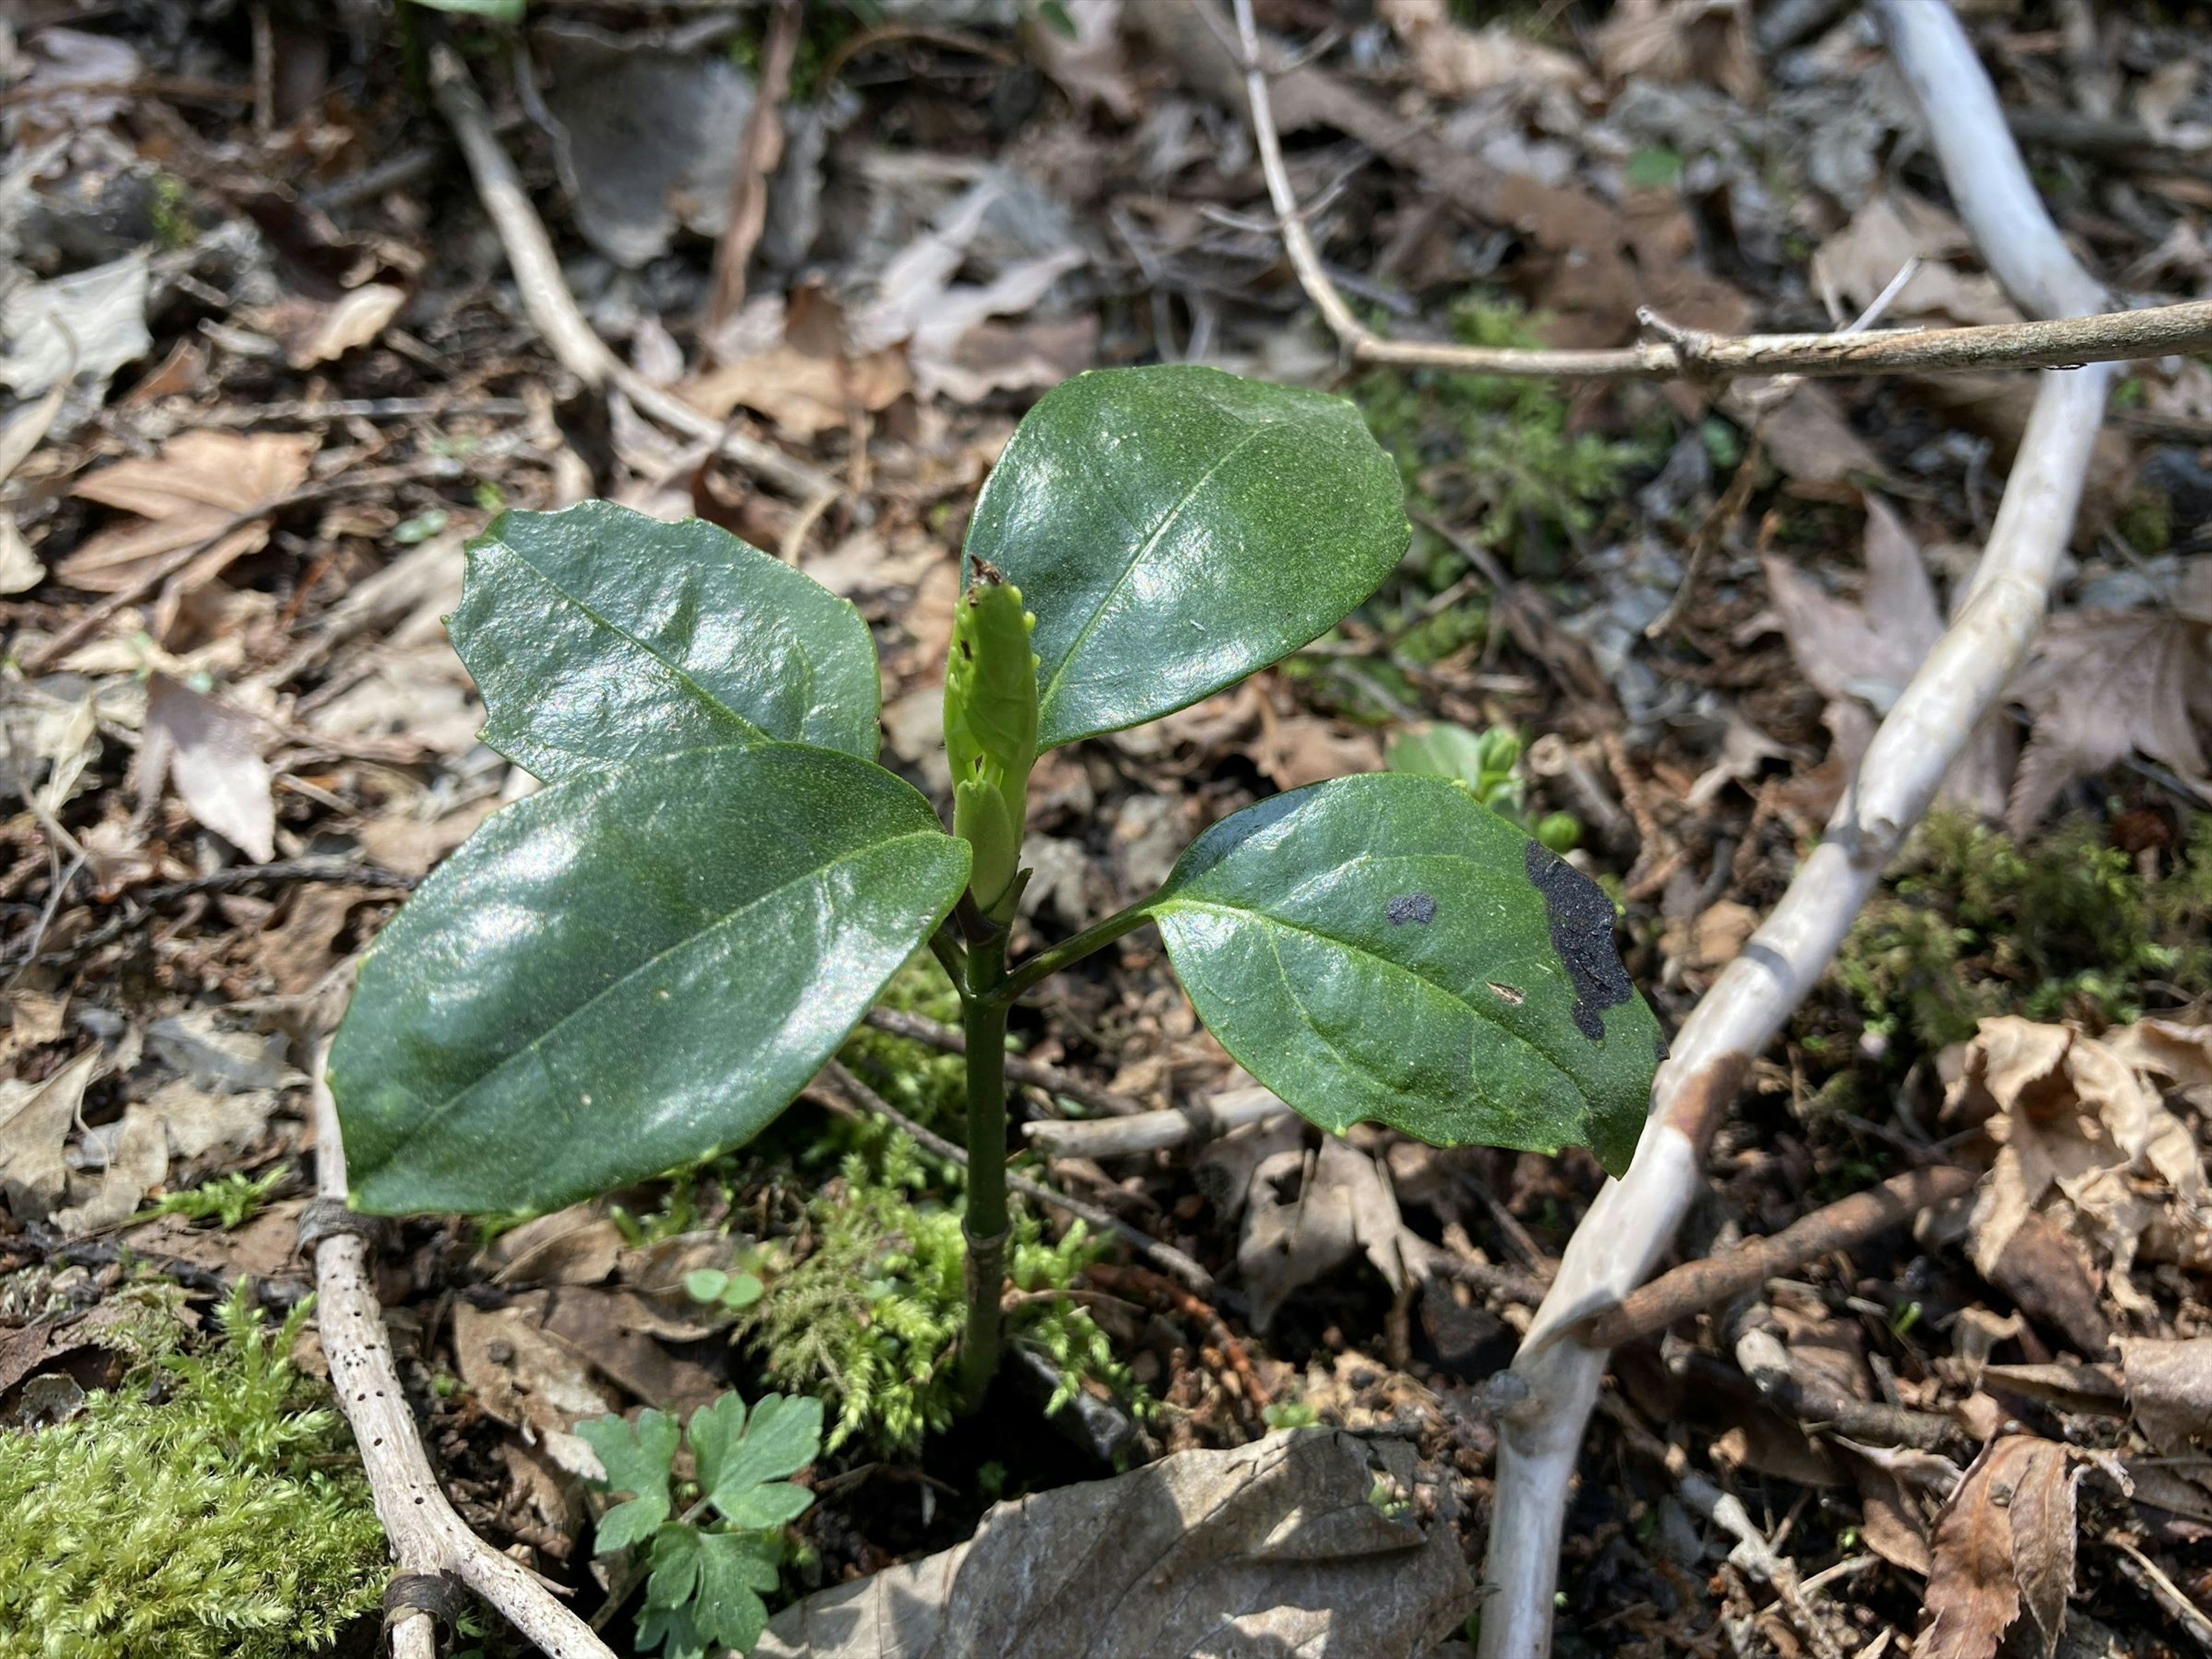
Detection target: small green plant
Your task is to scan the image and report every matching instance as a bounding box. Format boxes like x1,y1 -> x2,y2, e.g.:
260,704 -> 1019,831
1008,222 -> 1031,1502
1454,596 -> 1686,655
330,365 -> 1663,1409
1387,721 -> 1580,853
685,1265 -> 765,1312
577,1389 -> 823,1658
0,1284 -> 385,1658
1262,1398 -> 1321,1431
741,1131 -> 1128,1452
131,1167 -> 286,1229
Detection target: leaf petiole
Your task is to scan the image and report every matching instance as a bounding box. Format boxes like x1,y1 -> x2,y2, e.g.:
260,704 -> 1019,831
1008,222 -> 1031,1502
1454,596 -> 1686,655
987,900 -> 1158,1009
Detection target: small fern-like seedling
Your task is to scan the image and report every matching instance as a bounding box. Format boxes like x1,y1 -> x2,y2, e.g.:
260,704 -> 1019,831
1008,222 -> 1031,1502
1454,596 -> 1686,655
577,1389 -> 824,1658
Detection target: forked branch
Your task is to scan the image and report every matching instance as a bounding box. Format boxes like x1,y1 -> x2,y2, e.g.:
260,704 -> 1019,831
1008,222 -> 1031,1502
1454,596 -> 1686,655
1468,2 -> 2120,1652
1227,0 -> 2196,381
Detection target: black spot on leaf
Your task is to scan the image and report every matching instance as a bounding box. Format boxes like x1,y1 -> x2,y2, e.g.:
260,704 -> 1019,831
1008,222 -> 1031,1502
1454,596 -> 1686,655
1523,841 -> 1633,1042
1387,892 -> 1437,926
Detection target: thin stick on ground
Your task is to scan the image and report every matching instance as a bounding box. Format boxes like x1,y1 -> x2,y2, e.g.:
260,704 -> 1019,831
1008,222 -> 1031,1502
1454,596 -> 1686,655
426,45 -> 839,522
1577,1165 -> 1979,1350
815,1059 -> 1215,1294
1226,0 -> 2201,382
1472,2 -> 2120,1650
304,1043 -> 618,1659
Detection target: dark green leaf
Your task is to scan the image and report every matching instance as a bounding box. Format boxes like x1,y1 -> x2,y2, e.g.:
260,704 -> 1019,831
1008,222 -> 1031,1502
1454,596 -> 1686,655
699,1393 -> 823,1529
964,366 -> 1407,750
330,745 -> 968,1214
634,1599 -> 707,1659
451,502 -> 881,779
578,1410 -> 679,1552
1147,774 -> 1662,1173
646,1524 -> 703,1610
691,1532 -> 778,1649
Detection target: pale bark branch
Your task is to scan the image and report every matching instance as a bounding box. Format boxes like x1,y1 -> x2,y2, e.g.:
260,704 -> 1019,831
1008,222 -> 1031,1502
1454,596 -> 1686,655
1467,3 -> 2120,1652
427,46 -> 838,513
306,1044 -> 619,1659
1228,0 -> 2190,381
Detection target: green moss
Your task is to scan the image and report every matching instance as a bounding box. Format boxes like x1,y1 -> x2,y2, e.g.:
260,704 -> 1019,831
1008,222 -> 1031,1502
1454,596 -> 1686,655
1353,294 -> 1653,563
1835,813 -> 2212,1051
132,1168 -> 287,1229
0,1284 -> 386,1658
739,1132 -> 1132,1453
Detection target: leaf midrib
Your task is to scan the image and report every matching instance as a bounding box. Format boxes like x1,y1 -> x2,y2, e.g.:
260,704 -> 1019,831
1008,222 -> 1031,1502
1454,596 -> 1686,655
1153,895 -> 1587,1105
494,541 -> 782,748
394,824 -> 952,1139
1036,419 -> 1279,731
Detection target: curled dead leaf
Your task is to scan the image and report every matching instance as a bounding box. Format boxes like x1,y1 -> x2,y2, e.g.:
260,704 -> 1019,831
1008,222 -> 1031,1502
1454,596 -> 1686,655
1923,1435 -> 2083,1659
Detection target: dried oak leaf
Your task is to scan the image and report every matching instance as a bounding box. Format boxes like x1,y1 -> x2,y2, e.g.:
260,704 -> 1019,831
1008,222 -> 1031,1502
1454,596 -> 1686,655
59,429 -> 316,596
1923,1435 -> 2082,1659
1762,497 -> 2010,816
1952,1017 -> 2211,1321
2005,586 -> 2212,836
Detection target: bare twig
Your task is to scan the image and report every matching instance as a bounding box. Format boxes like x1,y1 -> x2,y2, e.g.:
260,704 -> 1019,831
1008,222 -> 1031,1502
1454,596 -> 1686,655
1021,1083 -> 1287,1157
1226,0 -> 2200,381
865,1006 -> 1146,1118
707,0 -> 798,330
426,45 -> 838,516
1475,3 -> 2123,1650
1576,1166 -> 1979,1350
815,1060 -> 1214,1294
305,1044 -> 619,1659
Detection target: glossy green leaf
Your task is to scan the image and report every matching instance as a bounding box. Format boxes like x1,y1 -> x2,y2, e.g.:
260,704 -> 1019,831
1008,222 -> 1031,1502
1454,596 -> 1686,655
578,1409 -> 678,1554
1147,774 -> 1663,1173
964,365 -> 1408,749
450,501 -> 881,779
329,744 -> 968,1214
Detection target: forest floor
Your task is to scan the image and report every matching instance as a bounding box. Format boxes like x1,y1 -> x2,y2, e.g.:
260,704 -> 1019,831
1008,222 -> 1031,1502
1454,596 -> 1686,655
5,2 -> 2212,1656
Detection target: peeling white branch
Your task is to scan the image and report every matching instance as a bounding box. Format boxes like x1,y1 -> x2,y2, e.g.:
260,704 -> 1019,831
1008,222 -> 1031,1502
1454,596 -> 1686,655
308,1044 -> 619,1659
1472,4 -> 2119,1653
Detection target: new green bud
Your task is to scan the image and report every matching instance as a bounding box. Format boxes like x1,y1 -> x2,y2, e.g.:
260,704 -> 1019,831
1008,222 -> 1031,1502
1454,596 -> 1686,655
944,562 -> 1039,921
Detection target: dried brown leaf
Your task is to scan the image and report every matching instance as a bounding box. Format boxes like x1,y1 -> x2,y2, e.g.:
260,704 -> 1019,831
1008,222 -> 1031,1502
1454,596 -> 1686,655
0,1049 -> 101,1222
1592,0 -> 1759,102
1923,1436 -> 2080,1659
756,1430 -> 1475,1657
138,673 -> 276,864
453,1297 -> 614,1438
2006,608 -> 2212,835
2118,1337 -> 2212,1468
1024,0 -> 1141,119
1379,0 -> 1591,97
53,1105 -> 168,1236
60,430 -> 315,593
255,283 -> 407,369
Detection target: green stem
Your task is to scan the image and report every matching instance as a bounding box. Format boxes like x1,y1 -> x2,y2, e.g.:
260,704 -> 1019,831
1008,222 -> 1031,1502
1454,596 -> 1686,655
988,901 -> 1156,1009
956,929 -> 1010,1410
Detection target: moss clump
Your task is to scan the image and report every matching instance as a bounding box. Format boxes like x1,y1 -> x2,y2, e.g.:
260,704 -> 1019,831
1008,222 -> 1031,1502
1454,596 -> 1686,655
0,1283 -> 387,1658
1354,294 -> 1654,564
740,1132 -> 1131,1453
1836,812 -> 2212,1051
